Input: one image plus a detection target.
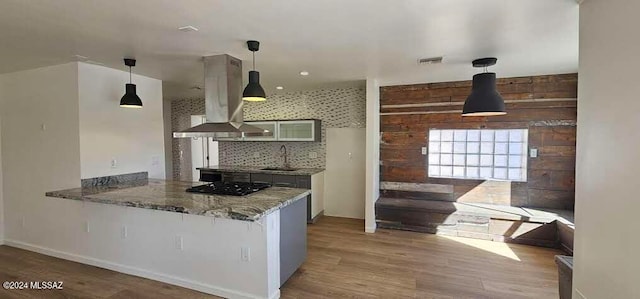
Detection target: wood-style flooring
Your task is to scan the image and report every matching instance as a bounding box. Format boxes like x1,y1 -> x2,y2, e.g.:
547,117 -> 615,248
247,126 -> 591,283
0,217 -> 562,298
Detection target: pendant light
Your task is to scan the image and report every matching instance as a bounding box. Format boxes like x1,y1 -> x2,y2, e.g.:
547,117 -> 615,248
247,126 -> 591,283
120,58 -> 143,108
462,58 -> 506,116
242,40 -> 266,101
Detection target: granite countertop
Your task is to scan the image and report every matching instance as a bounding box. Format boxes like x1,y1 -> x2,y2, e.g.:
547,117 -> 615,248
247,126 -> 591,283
197,165 -> 325,176
46,179 -> 311,222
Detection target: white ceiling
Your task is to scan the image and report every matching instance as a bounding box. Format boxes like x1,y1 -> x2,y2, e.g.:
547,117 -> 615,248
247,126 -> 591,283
0,0 -> 579,98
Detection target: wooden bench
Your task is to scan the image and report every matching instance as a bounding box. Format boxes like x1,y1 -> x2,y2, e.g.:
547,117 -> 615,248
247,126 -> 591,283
376,196 -> 574,251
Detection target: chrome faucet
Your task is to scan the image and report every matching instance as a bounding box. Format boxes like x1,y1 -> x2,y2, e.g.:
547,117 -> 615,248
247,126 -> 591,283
280,145 -> 290,169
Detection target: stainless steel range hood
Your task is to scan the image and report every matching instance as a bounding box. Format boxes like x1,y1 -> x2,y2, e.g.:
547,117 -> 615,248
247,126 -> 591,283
173,55 -> 272,139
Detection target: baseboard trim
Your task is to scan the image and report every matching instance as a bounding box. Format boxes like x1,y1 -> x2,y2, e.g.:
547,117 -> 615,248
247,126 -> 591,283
308,210 -> 324,224
269,289 -> 281,299
4,239 -> 273,299
365,225 -> 376,233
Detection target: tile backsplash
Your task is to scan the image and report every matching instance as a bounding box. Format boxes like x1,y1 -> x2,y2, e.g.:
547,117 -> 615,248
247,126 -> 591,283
171,87 -> 365,180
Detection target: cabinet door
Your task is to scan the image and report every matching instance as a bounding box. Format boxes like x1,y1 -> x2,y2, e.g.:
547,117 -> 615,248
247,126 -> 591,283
272,175 -> 298,187
222,172 -> 251,183
277,120 -> 317,141
200,171 -> 223,182
243,121 -> 278,141
296,176 -> 311,189
251,173 -> 273,184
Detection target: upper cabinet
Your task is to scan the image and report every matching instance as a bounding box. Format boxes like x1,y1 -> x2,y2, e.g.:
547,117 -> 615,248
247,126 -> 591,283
277,120 -> 320,142
243,121 -> 279,141
221,119 -> 321,142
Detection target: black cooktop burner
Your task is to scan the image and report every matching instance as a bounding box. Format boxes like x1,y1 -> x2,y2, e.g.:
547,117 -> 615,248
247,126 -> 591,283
186,181 -> 271,196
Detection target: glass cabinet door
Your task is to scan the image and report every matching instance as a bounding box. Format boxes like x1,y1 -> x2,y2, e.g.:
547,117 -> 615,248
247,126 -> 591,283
278,120 -> 315,141
243,121 -> 278,141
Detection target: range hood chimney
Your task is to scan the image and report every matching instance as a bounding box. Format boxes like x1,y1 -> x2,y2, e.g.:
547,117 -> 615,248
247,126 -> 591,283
173,55 -> 272,139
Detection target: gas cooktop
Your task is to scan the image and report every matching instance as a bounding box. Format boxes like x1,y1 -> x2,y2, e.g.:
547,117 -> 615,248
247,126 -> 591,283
186,181 -> 271,196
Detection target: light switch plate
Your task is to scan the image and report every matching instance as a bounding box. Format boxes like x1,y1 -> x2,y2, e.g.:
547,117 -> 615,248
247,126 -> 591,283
175,236 -> 184,250
530,148 -> 538,158
421,147 -> 427,155
241,247 -> 251,262
309,152 -> 318,159
111,158 -> 117,169
253,152 -> 260,158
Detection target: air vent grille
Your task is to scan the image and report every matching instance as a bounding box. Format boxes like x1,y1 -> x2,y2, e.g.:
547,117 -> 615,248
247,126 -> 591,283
418,57 -> 444,65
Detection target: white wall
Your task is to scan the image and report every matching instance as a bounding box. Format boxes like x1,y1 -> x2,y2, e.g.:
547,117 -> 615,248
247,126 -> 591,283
78,62 -> 165,179
365,79 -> 380,233
574,1 -> 640,298
0,63 -> 82,245
0,63 -> 280,298
0,78 -> 4,242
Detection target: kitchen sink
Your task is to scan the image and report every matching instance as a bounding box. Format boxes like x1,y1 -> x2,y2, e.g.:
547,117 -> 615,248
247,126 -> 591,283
261,167 -> 298,171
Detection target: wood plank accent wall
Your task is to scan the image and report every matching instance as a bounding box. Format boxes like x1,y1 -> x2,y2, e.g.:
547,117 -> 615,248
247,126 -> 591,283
380,73 -> 577,210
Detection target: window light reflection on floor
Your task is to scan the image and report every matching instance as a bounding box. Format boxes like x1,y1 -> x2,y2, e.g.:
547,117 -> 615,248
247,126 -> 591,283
440,235 -> 522,261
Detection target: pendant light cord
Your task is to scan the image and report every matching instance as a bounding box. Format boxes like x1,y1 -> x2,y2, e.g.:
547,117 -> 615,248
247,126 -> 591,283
129,66 -> 132,84
252,51 -> 255,71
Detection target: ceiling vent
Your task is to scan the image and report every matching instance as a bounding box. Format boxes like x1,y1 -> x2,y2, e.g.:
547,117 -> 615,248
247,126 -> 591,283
418,56 -> 444,65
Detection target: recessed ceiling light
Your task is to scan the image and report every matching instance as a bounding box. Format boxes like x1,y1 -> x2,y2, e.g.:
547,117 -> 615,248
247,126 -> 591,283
299,71 -> 309,76
178,25 -> 199,32
276,86 -> 284,90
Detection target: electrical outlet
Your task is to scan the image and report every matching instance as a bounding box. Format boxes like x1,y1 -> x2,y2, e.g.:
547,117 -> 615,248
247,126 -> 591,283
121,226 -> 128,239
421,147 -> 427,155
175,236 -> 184,250
221,151 -> 226,158
84,221 -> 90,233
309,152 -> 318,159
530,148 -> 538,158
253,152 -> 260,158
241,247 -> 251,262
111,158 -> 117,169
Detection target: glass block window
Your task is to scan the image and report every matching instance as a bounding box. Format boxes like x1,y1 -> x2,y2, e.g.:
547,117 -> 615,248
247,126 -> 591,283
428,129 -> 528,181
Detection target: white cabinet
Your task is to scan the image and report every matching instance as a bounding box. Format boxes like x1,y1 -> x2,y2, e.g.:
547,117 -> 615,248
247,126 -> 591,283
243,121 -> 279,141
277,120 -> 320,142
216,119 -> 321,142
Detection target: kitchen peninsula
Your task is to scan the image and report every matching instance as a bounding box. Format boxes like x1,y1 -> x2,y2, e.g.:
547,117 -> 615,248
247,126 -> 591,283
45,173 -> 309,299
196,165 -> 325,223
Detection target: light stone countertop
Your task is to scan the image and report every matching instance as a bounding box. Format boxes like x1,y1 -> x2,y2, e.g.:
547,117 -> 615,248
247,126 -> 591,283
46,179 -> 310,222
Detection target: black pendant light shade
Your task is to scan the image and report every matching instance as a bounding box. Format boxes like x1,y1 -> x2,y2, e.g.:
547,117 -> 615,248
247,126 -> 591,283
462,73 -> 505,116
462,58 -> 505,116
243,70 -> 266,101
120,83 -> 143,108
120,58 -> 142,108
243,40 -> 266,102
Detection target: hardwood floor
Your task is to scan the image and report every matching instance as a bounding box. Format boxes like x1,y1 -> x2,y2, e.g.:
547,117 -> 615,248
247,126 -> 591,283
283,217 -> 561,299
0,216 -> 562,298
